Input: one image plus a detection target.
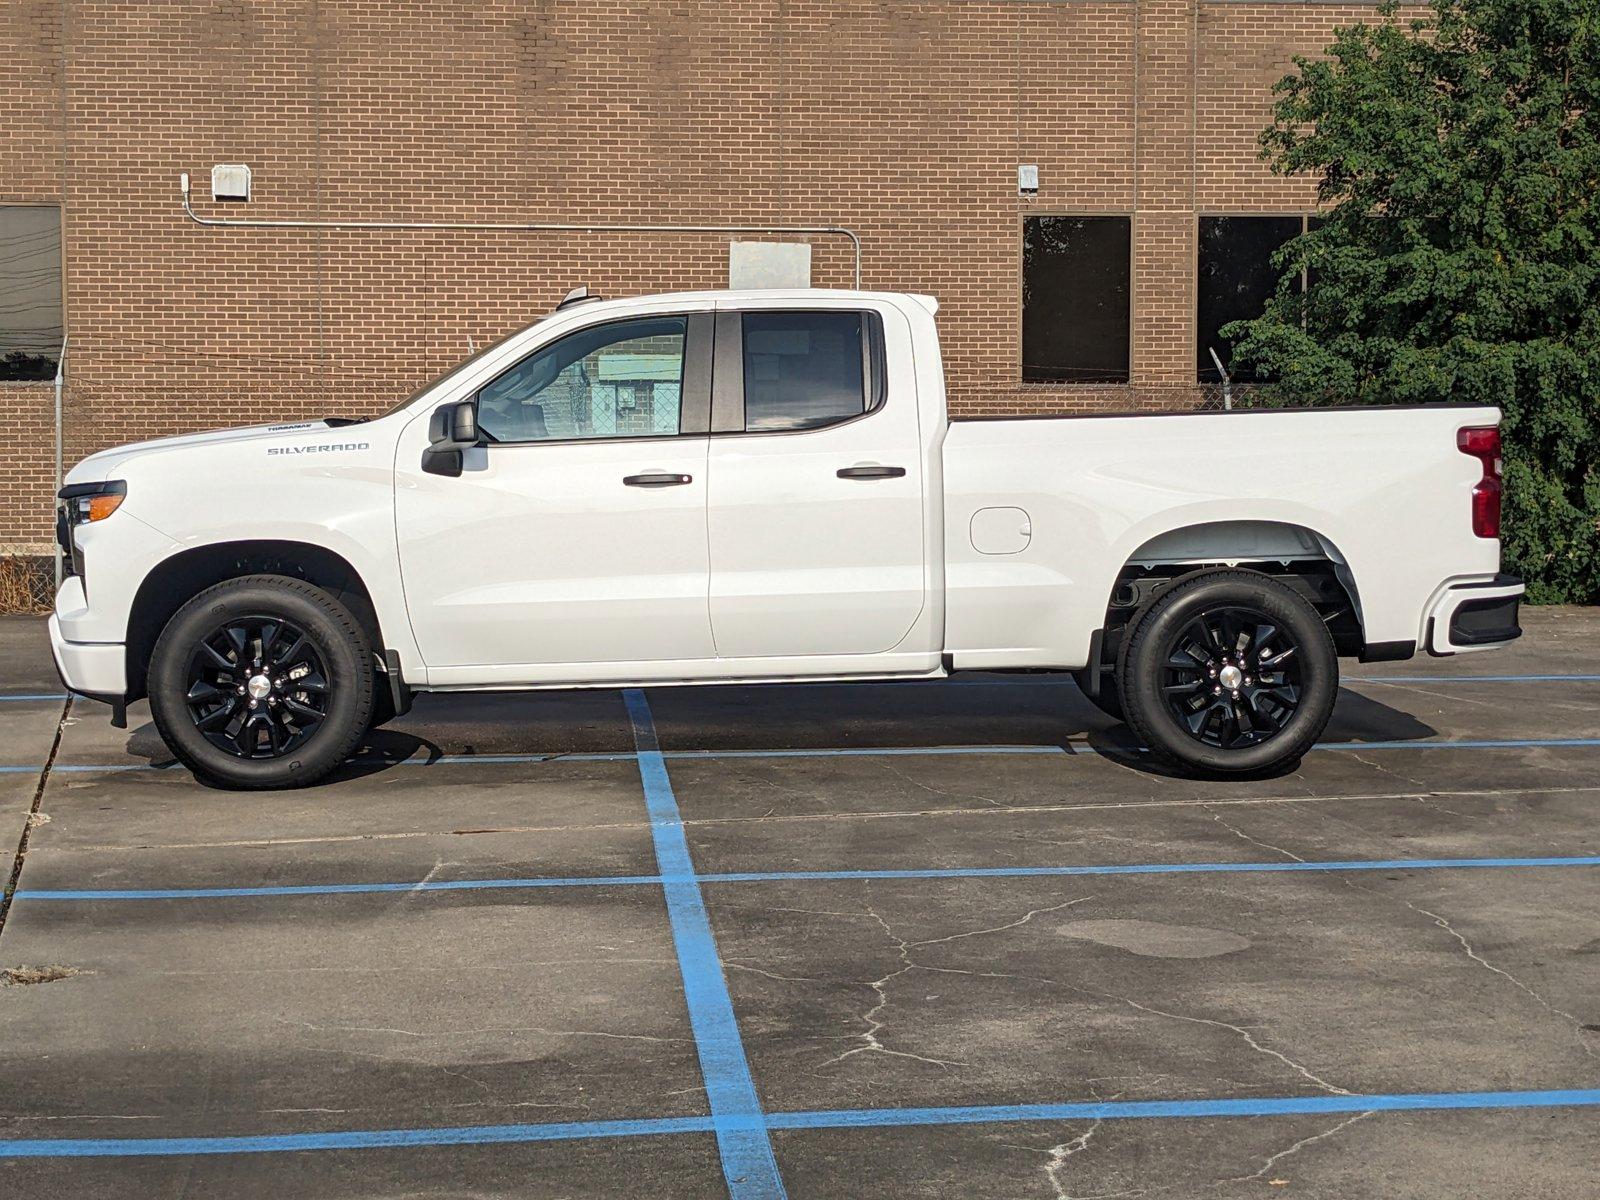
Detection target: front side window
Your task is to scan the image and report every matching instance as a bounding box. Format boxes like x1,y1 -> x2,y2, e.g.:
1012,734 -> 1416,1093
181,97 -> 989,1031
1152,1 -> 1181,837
0,205 -> 63,381
742,311 -> 869,432
1022,215 -> 1131,383
476,316 -> 687,443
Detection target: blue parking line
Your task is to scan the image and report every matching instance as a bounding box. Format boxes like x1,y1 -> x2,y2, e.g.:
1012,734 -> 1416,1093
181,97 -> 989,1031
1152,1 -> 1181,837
0,693 -> 68,702
16,854 -> 1600,903
624,688 -> 786,1200
769,1086 -> 1600,1129
0,1114 -> 715,1157
3,1086 -> 1598,1158
1354,674 -> 1600,684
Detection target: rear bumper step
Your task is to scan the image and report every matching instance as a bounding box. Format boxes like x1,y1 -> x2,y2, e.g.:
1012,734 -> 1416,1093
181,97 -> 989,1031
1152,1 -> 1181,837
1427,575 -> 1524,656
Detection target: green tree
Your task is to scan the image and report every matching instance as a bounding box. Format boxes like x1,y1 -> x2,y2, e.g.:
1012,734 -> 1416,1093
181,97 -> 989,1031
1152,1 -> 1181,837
1224,0 -> 1600,603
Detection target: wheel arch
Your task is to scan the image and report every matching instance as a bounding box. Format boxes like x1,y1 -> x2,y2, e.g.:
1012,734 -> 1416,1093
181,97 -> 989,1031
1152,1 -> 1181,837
125,540 -> 387,703
1089,519 -> 1368,672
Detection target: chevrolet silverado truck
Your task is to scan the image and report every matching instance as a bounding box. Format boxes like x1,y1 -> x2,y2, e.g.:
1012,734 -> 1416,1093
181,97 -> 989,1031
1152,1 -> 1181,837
51,288 -> 1523,789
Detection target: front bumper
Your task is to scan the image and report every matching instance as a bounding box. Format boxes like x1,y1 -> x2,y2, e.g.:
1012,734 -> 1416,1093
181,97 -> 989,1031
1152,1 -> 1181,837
1426,574 -> 1524,656
49,583 -> 128,696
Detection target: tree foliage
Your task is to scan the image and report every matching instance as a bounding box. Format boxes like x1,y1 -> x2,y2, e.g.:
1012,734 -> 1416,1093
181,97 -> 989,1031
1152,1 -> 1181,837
1224,0 -> 1600,603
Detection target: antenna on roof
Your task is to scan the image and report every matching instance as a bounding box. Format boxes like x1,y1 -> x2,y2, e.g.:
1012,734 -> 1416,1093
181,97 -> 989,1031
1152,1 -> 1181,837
556,285 -> 601,310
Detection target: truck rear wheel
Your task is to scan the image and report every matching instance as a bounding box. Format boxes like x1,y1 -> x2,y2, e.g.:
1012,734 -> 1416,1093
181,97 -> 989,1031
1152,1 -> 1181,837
147,575 -> 374,790
1117,570 -> 1337,776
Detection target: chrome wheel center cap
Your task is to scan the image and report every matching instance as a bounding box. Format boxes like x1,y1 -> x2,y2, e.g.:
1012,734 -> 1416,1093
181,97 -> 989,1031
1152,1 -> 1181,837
247,674 -> 273,701
1218,664 -> 1244,691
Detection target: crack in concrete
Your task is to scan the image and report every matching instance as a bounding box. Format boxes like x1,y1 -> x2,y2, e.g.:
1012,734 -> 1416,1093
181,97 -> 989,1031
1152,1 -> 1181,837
875,756 -> 1010,808
0,696 -> 69,947
819,894 -> 1093,1071
1226,1109 -> 1375,1182
819,901 -> 962,1070
1106,993 -> 1353,1096
1388,894 -> 1598,1061
1349,752 -> 1428,787
721,958 -> 828,985
1042,1120 -> 1102,1199
1203,807 -> 1308,863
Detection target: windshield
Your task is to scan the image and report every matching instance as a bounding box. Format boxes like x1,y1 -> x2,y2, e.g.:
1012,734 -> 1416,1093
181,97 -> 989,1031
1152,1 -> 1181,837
379,318 -> 548,418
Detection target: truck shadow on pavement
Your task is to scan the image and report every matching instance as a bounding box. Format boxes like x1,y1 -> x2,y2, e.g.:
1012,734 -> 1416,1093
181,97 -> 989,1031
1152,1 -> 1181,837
117,679 -> 1437,786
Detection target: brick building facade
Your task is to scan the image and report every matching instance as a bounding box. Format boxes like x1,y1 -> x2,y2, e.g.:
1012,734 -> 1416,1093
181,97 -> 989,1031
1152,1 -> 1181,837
1,0 -> 1397,562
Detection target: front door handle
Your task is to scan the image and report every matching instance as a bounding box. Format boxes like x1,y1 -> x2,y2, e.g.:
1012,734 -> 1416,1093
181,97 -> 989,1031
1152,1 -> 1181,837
837,465 -> 906,480
623,472 -> 693,487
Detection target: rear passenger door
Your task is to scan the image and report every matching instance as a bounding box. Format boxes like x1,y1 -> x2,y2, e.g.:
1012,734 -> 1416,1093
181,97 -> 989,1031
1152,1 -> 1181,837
706,301 -> 927,659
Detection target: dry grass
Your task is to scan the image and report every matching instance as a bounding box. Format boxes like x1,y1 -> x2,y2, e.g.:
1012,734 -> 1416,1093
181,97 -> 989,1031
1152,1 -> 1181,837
0,555 -> 53,615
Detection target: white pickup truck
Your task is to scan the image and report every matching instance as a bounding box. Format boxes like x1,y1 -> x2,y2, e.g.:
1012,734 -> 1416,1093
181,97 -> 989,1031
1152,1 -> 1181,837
51,288 -> 1522,789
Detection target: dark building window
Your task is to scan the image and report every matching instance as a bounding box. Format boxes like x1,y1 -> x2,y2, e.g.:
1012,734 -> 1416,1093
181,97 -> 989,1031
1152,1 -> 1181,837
0,205 -> 63,381
1022,216 -> 1130,383
1197,215 -> 1306,383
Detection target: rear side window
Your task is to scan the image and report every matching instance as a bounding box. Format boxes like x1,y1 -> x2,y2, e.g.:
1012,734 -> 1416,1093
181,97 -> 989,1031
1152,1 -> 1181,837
741,311 -> 873,432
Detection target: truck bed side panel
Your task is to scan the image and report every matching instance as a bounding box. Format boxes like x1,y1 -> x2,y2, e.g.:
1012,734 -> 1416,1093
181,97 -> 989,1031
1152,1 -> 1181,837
941,407 -> 1502,669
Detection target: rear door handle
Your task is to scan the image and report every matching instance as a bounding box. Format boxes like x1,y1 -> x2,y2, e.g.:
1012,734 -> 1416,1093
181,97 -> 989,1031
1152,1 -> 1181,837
623,472 -> 693,487
837,465 -> 906,480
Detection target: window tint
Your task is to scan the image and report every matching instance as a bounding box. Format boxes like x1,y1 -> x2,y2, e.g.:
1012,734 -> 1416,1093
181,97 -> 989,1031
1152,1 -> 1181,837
1022,216 -> 1130,383
476,316 -> 686,443
742,311 -> 867,432
0,206 -> 63,381
1197,215 -> 1305,383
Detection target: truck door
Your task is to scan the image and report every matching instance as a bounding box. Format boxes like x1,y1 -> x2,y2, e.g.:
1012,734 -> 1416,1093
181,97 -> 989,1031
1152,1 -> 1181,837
395,310 -> 715,675
706,303 -> 927,659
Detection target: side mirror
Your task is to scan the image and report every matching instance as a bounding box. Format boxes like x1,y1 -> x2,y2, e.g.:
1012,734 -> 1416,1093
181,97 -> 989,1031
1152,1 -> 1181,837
423,400 -> 481,477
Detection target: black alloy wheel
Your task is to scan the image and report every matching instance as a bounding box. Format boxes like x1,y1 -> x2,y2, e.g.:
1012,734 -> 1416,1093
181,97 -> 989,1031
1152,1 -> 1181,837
148,575 -> 374,790
1160,606 -> 1302,749
1117,569 -> 1338,777
184,615 -> 331,758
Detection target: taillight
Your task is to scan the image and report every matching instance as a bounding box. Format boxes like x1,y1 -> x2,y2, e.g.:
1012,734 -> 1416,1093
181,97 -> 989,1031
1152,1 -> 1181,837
1457,426 -> 1502,538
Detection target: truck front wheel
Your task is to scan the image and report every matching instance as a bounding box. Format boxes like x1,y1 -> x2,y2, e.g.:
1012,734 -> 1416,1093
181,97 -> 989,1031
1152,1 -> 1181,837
1117,570 -> 1337,776
147,575 -> 375,790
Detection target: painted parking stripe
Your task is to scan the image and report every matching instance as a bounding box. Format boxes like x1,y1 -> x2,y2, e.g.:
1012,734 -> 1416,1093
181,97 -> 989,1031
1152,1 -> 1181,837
768,1087 -> 1600,1129
0,1114 -> 715,1157
14,733 -> 1600,777
3,1086 -> 1598,1158
624,688 -> 787,1200
15,854 -> 1600,903
1353,674 -> 1600,684
0,693 -> 68,702
943,674 -> 1600,688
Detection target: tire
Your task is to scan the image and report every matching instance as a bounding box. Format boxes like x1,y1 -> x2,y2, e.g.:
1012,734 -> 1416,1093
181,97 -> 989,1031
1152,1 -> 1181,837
1071,668 -> 1125,721
148,575 -> 375,789
1117,569 -> 1337,776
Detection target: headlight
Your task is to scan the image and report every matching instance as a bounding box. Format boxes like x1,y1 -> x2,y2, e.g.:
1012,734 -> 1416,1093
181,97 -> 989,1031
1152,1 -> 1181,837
58,481 -> 127,528
56,481 -> 127,577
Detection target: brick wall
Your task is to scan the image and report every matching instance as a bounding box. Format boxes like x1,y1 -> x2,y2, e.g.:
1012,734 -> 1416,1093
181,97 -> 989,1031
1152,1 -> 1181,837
0,0 -> 1404,547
